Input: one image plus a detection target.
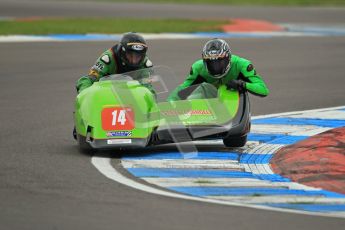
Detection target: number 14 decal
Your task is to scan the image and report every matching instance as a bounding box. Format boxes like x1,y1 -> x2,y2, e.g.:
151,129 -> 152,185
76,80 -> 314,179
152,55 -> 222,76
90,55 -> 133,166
102,107 -> 135,131
112,110 -> 126,126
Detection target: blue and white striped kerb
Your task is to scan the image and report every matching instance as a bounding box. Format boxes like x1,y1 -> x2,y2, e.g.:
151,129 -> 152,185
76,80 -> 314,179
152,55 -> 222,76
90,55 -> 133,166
1,24 -> 345,43
121,106 -> 345,216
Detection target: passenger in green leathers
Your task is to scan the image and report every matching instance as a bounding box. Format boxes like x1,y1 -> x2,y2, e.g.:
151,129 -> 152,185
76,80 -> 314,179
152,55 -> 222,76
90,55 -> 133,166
167,39 -> 269,101
76,32 -> 153,93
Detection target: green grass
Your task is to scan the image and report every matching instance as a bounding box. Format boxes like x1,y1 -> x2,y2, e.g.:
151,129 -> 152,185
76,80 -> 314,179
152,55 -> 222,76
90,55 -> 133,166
194,180 -> 217,184
0,18 -> 229,35
251,193 -> 263,197
287,202 -> 316,204
85,0 -> 345,6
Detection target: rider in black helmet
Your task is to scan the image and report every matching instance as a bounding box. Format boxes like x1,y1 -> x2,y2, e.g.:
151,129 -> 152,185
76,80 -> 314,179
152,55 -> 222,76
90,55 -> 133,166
76,32 -> 153,93
120,32 -> 148,68
168,38 -> 269,101
202,38 -> 231,78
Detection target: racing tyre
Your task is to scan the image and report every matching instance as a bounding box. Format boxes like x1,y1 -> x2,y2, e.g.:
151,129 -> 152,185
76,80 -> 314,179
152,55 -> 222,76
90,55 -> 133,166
77,134 -> 94,154
73,127 -> 77,140
223,134 -> 247,148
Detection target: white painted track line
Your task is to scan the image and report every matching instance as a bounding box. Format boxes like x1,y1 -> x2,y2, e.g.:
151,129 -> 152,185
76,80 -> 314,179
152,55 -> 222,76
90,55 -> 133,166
252,106 -> 345,120
286,110 -> 345,120
142,177 -> 320,190
122,159 -> 243,170
0,35 -> 56,42
251,124 -> 332,136
207,196 -> 345,204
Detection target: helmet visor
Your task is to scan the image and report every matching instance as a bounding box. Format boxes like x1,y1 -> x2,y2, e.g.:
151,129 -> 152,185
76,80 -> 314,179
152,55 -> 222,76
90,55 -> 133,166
125,50 -> 145,66
205,57 -> 229,77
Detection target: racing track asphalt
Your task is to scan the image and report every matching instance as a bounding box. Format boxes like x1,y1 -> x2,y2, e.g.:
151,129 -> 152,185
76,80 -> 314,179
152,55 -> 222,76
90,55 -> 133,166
1,36 -> 345,230
0,0 -> 345,24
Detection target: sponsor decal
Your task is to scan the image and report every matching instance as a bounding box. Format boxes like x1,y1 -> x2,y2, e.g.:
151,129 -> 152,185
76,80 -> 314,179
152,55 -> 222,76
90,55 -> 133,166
247,64 -> 254,72
145,59 -> 153,67
93,62 -> 104,71
100,55 -> 110,64
106,131 -> 132,137
127,42 -> 147,51
161,109 -> 212,116
132,45 -> 144,51
204,53 -> 226,60
210,50 -> 218,55
107,139 -> 132,145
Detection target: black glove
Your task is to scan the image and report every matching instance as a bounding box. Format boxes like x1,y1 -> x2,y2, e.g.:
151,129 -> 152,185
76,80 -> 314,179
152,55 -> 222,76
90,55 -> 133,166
226,79 -> 246,91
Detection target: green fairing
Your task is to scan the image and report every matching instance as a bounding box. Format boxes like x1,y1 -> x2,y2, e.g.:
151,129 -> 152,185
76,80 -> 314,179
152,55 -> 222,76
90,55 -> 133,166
76,48 -> 150,93
167,54 -> 269,101
75,80 -> 157,139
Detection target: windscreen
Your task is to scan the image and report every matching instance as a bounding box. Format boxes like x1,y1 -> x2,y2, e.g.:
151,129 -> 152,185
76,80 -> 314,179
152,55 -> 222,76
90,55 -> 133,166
101,66 -> 223,102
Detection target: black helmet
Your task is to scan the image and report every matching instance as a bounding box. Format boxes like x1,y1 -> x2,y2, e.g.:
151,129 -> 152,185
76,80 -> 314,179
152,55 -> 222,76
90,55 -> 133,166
120,32 -> 148,68
202,39 -> 231,79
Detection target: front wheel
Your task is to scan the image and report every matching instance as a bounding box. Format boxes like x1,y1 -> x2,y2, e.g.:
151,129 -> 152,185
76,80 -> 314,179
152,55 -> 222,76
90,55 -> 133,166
223,134 -> 247,148
77,134 -> 94,154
